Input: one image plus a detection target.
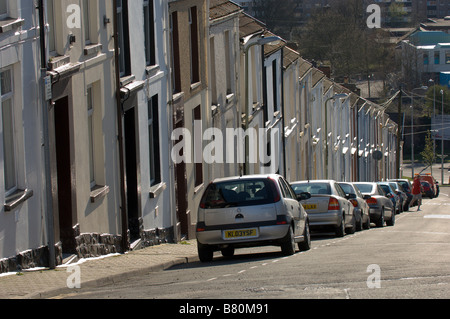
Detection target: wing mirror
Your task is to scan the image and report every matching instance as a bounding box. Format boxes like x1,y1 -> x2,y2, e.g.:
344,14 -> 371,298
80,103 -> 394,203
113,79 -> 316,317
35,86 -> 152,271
345,193 -> 356,200
297,192 -> 311,201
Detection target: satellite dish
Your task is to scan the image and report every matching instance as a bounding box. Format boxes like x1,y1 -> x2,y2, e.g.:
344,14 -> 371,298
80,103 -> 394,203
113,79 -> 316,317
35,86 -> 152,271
372,150 -> 383,161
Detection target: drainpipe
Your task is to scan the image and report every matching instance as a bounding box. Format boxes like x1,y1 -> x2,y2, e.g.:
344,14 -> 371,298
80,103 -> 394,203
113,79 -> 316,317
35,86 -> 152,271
38,0 -> 56,270
280,49 -> 287,178
113,0 -> 129,253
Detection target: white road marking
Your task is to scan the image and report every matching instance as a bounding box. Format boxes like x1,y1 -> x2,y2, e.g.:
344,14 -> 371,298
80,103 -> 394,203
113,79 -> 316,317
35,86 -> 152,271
424,215 -> 450,219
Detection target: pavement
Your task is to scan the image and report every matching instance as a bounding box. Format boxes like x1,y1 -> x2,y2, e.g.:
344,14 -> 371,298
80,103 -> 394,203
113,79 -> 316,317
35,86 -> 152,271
0,240 -> 199,299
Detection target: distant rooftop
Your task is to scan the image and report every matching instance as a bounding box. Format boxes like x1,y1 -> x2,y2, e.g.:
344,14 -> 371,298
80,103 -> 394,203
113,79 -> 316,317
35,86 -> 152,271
409,31 -> 450,46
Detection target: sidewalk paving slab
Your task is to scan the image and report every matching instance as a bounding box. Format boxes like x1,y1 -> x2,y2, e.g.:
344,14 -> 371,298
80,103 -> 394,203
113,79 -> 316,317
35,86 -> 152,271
0,240 -> 198,299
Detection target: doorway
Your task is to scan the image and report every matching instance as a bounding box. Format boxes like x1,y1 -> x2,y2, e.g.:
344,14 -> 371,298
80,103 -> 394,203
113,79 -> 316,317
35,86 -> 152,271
124,107 -> 140,242
54,97 -> 76,254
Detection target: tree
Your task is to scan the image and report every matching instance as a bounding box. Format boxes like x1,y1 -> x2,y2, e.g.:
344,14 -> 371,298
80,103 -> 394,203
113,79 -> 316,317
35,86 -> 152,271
251,0 -> 297,39
294,0 -> 397,83
420,130 -> 436,170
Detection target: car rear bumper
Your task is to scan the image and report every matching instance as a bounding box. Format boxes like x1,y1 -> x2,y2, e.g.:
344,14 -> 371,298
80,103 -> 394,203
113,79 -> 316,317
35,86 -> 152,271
369,207 -> 393,220
196,216 -> 291,247
308,211 -> 342,227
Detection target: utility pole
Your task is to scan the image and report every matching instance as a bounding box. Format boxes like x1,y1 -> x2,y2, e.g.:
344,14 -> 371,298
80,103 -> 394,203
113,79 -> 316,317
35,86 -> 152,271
396,88 -> 402,179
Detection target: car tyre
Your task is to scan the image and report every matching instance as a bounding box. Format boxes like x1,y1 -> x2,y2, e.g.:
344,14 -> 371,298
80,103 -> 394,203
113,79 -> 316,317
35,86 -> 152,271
356,212 -> 363,232
335,215 -> 345,237
363,213 -> 371,230
298,222 -> 311,251
198,242 -> 214,262
376,208 -> 385,227
386,209 -> 395,226
221,246 -> 235,258
346,214 -> 356,234
281,226 -> 296,256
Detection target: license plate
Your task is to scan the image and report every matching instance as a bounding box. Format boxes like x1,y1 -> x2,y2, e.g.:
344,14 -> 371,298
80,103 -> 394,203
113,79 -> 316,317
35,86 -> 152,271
303,204 -> 317,210
224,228 -> 258,240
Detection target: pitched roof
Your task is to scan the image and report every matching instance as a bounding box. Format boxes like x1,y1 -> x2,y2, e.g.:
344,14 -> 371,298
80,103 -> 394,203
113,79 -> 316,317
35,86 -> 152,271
239,12 -> 265,39
263,30 -> 286,57
209,0 -> 241,21
283,46 -> 300,69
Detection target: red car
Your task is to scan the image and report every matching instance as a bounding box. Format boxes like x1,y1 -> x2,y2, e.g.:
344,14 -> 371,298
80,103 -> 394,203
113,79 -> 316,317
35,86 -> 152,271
421,181 -> 434,199
418,174 -> 438,198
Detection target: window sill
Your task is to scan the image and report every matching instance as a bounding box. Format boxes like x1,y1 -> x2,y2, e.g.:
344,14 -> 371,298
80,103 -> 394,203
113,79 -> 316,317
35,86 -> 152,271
190,81 -> 201,91
194,183 -> 204,195
4,189 -> 33,212
84,43 -> 102,56
226,93 -> 235,105
90,185 -> 110,203
149,182 -> 166,199
146,64 -> 160,78
0,18 -> 24,34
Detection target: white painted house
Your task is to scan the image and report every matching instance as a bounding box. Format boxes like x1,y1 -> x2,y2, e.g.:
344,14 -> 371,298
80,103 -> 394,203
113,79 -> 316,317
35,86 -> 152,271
0,1 -> 47,271
117,0 -> 174,246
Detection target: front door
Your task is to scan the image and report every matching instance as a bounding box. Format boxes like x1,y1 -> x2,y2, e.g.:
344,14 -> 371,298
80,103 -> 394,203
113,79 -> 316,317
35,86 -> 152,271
54,96 -> 76,254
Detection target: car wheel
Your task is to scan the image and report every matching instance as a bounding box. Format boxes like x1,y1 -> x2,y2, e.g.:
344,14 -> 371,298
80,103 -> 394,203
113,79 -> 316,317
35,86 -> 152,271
281,226 -> 296,256
386,209 -> 395,226
298,222 -> 311,251
198,242 -> 214,262
403,202 -> 409,212
221,246 -> 235,258
363,212 -> 371,230
376,208 -> 385,227
356,212 -> 363,232
346,214 -> 356,234
335,215 -> 345,237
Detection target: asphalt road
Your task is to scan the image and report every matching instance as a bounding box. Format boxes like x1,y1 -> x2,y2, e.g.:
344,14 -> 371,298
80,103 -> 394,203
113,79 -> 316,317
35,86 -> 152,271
55,187 -> 450,300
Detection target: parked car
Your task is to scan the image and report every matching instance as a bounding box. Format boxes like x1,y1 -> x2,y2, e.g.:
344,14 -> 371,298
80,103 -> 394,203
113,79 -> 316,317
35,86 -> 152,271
290,180 -> 355,237
378,182 -> 401,214
388,179 -> 412,210
418,174 -> 438,198
353,182 -> 395,227
388,181 -> 408,212
421,181 -> 434,198
339,182 -> 371,231
196,174 -> 311,262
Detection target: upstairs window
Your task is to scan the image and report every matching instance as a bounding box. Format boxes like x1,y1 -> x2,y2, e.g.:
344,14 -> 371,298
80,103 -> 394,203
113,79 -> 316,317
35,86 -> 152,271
435,51 -> 440,64
144,0 -> 156,67
117,0 -> 131,77
189,6 -> 200,84
0,1 -> 7,18
46,0 -> 56,53
83,0 -> 91,44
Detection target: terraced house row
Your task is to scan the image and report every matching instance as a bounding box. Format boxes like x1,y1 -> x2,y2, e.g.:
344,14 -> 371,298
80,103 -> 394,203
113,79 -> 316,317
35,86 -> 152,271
0,0 -> 398,273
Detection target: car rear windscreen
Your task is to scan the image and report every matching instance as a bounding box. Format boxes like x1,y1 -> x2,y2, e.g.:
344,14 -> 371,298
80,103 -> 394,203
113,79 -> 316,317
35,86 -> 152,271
200,179 -> 277,209
354,184 -> 373,193
291,183 -> 331,195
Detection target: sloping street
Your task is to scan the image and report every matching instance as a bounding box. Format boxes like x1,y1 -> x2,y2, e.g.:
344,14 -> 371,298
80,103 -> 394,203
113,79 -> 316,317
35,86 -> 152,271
51,188 -> 450,300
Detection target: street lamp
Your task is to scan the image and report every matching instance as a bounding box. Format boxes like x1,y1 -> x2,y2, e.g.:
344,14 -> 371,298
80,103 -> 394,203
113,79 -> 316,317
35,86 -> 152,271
324,93 -> 349,179
429,79 -> 436,177
243,36 -> 281,175
410,86 -> 428,178
440,89 -> 445,184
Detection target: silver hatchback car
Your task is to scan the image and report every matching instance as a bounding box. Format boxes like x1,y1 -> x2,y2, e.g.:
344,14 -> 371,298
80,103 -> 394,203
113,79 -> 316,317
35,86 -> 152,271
196,174 -> 311,262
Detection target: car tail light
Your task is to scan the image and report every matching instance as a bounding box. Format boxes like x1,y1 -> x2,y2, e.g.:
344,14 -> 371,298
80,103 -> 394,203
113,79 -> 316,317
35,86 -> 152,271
366,197 -> 377,205
268,177 -> 281,203
328,197 -> 340,211
350,199 -> 358,207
